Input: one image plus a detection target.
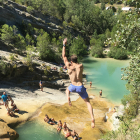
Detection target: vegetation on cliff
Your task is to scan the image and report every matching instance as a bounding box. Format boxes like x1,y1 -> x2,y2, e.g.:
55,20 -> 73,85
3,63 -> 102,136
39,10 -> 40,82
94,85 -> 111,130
1,0 -> 139,60
102,9 -> 140,140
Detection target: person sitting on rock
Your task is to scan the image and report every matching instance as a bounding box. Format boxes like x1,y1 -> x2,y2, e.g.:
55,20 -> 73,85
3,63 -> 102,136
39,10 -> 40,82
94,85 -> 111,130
44,114 -> 57,125
65,128 -> 71,139
7,108 -> 15,117
54,67 -> 57,70
57,120 -> 62,132
63,122 -> 68,131
7,95 -> 14,106
12,104 -> 19,113
71,130 -> 80,140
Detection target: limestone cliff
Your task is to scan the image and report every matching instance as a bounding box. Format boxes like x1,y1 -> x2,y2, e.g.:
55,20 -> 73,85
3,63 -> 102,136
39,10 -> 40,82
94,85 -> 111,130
0,0 -> 63,34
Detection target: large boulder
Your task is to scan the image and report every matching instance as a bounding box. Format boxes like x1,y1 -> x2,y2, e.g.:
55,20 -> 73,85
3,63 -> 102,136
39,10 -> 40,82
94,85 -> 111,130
0,121 -> 19,140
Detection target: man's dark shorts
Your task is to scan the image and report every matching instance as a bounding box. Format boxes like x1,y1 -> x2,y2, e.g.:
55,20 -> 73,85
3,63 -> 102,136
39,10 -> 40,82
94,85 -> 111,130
68,84 -> 88,99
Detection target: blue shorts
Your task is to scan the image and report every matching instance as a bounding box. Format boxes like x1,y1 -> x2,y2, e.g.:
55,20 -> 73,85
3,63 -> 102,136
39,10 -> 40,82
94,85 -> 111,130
68,84 -> 88,99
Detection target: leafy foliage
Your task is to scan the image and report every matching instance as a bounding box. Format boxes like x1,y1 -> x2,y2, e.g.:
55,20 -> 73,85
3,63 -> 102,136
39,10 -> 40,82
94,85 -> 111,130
91,45 -> 103,58
69,36 -> 87,61
104,13 -> 140,140
37,32 -> 55,61
0,24 -> 16,45
108,47 -> 128,59
106,14 -> 140,51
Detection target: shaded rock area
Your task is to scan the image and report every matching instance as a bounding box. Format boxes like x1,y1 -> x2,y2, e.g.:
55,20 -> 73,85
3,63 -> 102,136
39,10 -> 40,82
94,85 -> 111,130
0,48 -> 68,89
0,0 -> 63,34
0,121 -> 19,140
0,0 -> 90,43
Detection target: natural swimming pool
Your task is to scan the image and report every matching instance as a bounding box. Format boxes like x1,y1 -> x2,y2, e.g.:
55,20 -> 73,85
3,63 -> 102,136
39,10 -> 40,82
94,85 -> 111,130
82,57 -> 130,104
15,120 -> 65,140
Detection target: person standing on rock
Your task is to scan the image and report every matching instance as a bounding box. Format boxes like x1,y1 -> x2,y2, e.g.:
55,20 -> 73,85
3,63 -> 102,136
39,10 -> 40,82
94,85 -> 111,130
1,92 -> 8,109
39,80 -> 43,92
99,90 -> 102,98
62,38 -> 95,128
90,81 -> 92,88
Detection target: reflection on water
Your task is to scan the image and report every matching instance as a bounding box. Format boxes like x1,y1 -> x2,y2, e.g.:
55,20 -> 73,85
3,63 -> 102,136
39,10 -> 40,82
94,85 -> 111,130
82,57 -> 130,104
15,120 -> 65,140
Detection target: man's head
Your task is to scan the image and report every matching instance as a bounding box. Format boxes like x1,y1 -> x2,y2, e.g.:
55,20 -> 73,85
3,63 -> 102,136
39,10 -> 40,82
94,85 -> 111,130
3,92 -> 6,95
70,55 -> 77,63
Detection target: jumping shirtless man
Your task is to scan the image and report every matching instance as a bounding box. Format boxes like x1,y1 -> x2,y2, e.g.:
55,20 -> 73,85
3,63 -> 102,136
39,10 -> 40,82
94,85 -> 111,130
62,38 -> 95,128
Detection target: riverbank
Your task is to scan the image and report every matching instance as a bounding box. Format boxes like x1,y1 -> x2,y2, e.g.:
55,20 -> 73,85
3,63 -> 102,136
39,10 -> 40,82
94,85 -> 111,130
0,79 -> 117,140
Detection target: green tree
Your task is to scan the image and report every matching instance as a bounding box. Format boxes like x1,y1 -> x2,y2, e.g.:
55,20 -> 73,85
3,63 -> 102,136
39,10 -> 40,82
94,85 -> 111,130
64,0 -> 104,35
26,6 -> 34,14
106,14 -> 140,51
70,36 -> 87,61
37,32 -> 55,61
105,28 -> 111,38
25,33 -> 34,46
106,13 -> 140,118
0,24 -> 16,45
101,2 -> 105,10
91,45 -> 103,58
14,34 -> 26,52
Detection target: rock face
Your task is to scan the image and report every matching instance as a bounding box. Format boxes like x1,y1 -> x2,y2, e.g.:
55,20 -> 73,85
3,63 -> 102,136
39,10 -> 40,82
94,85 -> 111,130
0,60 -> 28,79
111,105 -> 125,131
0,0 -> 63,34
44,80 -> 64,89
0,1 -> 88,42
0,121 -> 19,140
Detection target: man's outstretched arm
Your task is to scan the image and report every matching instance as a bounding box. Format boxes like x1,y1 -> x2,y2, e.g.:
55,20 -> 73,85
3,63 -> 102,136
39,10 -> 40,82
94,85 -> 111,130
62,38 -> 69,67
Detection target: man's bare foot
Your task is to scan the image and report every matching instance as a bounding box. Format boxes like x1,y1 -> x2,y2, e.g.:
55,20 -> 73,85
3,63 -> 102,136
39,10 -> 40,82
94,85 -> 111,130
91,119 -> 95,128
68,100 -> 72,106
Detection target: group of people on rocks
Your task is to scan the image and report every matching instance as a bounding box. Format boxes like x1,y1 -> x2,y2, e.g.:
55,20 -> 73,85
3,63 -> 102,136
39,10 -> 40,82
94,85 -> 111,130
44,114 -> 80,140
0,92 -> 19,117
60,63 -> 67,71
51,66 -> 57,71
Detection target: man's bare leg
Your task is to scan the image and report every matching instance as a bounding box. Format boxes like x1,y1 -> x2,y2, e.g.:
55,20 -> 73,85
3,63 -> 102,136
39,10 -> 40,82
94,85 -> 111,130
84,97 -> 95,128
66,88 -> 95,128
66,88 -> 72,106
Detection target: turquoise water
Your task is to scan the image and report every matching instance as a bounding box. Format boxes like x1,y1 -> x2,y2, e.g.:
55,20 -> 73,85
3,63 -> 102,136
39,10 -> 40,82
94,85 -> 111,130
82,57 -> 130,104
15,120 -> 65,140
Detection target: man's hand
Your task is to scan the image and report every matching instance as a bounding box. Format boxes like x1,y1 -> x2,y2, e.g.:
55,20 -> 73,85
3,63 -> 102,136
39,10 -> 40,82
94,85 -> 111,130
63,38 -> 67,45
